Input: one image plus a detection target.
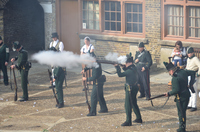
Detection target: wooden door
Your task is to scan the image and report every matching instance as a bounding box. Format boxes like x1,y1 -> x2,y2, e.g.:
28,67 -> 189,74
56,0 -> 80,54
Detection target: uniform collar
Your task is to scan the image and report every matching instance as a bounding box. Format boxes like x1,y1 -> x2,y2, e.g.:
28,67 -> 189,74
189,54 -> 195,59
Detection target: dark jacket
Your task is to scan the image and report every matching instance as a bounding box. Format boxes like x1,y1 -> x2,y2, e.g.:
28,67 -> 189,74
134,49 -> 152,70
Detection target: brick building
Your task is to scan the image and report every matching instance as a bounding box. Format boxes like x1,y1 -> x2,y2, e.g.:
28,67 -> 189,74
0,0 -> 200,67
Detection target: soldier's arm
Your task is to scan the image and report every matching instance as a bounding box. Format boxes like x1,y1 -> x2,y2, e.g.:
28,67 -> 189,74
115,65 -> 130,77
168,78 -> 180,96
5,46 -> 9,62
87,68 -> 99,81
16,52 -> 27,69
145,51 -> 152,69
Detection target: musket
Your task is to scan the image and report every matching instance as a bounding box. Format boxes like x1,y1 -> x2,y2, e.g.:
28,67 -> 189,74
10,65 -> 13,91
48,69 -> 59,105
96,60 -> 125,66
83,72 -> 91,112
147,94 -> 165,100
148,94 -> 169,108
12,64 -> 18,101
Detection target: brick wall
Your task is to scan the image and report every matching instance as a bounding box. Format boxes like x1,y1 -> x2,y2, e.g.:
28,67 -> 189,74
38,0 -> 56,50
145,0 -> 161,64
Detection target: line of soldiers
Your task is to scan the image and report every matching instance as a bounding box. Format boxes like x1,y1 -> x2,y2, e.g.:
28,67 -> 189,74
1,33 -> 199,132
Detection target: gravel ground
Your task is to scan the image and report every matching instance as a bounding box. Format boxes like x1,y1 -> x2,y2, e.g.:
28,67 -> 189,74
0,62 -> 200,132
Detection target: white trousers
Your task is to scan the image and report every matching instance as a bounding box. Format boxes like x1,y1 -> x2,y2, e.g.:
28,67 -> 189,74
188,76 -> 198,108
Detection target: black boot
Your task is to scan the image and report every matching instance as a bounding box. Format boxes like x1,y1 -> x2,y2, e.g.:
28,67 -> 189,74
98,109 -> 108,113
57,103 -> 64,108
121,121 -> 132,126
87,113 -> 96,116
19,97 -> 28,102
133,119 -> 143,123
138,95 -> 145,98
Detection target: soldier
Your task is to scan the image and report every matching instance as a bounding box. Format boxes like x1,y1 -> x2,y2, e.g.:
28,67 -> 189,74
10,41 -> 30,102
0,36 -> 9,86
114,54 -> 142,126
163,62 -> 190,132
50,66 -> 65,108
49,32 -> 64,88
185,47 -> 200,112
82,52 -> 108,116
134,42 -> 152,99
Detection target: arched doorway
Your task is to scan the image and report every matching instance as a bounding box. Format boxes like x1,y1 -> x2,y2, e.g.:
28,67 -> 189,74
3,0 -> 45,51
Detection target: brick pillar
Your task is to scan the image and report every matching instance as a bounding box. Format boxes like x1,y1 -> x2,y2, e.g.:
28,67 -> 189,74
145,0 -> 161,64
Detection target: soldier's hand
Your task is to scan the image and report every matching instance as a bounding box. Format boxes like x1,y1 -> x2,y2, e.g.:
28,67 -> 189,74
11,58 -> 15,62
81,70 -> 85,74
5,62 -> 8,66
10,65 -> 15,69
141,67 -> 145,72
164,93 -> 168,97
135,59 -> 139,63
113,64 -> 118,66
82,77 -> 87,81
53,79 -> 56,82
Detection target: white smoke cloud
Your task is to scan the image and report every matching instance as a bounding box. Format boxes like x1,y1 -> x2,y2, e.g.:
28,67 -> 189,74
31,51 -> 98,69
105,52 -> 127,64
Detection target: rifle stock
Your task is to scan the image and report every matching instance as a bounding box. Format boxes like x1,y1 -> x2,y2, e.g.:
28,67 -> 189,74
12,65 -> 18,101
48,69 -> 59,104
148,94 -> 165,100
83,73 -> 91,112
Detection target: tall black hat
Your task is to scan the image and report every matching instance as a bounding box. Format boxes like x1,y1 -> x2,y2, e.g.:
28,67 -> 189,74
0,36 -> 2,40
138,42 -> 144,48
126,52 -> 133,63
163,62 -> 176,71
13,41 -> 21,49
51,32 -> 59,38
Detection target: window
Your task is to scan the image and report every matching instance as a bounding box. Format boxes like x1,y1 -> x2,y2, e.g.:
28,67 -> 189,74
82,0 -> 99,30
189,7 -> 200,37
167,6 -> 183,36
162,0 -> 200,41
80,0 -> 145,37
126,3 -> 142,33
104,1 -> 121,31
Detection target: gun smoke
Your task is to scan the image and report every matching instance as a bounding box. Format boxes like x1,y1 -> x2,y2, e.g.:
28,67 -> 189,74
31,51 -> 99,69
105,52 -> 127,64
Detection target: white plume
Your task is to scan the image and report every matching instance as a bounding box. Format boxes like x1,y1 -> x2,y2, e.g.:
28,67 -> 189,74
105,52 -> 127,64
31,51 -> 98,69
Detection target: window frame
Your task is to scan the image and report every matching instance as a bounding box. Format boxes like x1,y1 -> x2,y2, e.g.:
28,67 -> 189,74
79,0 -> 145,38
161,0 -> 200,42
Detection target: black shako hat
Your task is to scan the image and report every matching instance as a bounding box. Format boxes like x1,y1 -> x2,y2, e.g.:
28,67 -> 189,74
0,36 -> 2,40
163,62 -> 176,71
187,47 -> 194,54
126,52 -> 133,63
51,32 -> 59,38
138,42 -> 144,48
13,41 -> 21,49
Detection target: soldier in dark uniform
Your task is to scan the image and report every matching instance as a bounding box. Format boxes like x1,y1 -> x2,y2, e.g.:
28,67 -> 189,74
51,66 -> 65,108
82,52 -> 108,116
114,54 -> 142,126
163,62 -> 190,132
0,36 -> 9,85
10,41 -> 30,102
134,42 -> 152,99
